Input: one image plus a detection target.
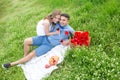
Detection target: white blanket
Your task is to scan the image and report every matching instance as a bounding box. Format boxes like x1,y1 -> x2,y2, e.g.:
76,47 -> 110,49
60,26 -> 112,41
19,45 -> 69,80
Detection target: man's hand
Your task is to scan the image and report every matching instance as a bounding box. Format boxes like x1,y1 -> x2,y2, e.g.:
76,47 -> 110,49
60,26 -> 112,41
61,40 -> 69,46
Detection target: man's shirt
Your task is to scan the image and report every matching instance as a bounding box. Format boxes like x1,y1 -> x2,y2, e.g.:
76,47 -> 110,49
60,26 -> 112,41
48,23 -> 74,46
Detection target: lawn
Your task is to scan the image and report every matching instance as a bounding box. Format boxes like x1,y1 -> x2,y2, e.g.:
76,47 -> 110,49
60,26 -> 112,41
0,0 -> 120,80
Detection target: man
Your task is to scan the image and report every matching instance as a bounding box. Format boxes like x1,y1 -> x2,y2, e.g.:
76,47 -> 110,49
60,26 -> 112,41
2,13 -> 74,69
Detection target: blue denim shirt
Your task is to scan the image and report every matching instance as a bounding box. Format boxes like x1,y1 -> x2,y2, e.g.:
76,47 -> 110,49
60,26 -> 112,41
48,23 -> 74,46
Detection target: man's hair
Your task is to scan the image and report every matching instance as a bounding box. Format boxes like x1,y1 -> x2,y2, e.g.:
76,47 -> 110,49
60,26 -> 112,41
61,13 -> 70,20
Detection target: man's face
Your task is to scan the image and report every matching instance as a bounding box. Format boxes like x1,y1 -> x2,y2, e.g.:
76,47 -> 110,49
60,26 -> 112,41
60,16 -> 69,26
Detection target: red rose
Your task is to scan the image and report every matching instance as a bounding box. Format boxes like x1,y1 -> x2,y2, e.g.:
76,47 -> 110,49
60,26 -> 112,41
64,31 -> 69,35
70,31 -> 90,46
60,39 -> 63,43
56,28 -> 60,31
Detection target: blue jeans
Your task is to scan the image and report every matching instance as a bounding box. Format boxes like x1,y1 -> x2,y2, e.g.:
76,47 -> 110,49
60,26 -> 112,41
32,36 -> 54,57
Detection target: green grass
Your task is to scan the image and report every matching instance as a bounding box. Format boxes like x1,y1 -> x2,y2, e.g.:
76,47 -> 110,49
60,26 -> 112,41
0,0 -> 120,80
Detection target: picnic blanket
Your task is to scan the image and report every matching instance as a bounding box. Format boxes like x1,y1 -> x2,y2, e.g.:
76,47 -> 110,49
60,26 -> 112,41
19,45 -> 69,80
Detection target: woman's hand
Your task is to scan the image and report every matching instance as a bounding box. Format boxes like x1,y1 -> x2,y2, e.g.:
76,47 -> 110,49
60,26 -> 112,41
55,30 -> 60,34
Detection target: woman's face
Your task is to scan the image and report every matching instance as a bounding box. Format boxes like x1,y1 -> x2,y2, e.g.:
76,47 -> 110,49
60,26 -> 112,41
52,15 -> 60,23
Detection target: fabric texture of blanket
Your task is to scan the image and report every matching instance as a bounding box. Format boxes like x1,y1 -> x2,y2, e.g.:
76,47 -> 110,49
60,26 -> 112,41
19,45 -> 69,80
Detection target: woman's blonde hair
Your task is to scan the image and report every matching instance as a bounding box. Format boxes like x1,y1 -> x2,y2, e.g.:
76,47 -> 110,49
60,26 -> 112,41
44,10 -> 61,24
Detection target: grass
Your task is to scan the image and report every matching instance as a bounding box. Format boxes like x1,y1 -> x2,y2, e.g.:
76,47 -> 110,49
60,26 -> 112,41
0,0 -> 120,80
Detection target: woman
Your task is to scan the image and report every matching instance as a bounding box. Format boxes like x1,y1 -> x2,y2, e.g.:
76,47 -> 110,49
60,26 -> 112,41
36,10 -> 61,36
24,10 -> 61,56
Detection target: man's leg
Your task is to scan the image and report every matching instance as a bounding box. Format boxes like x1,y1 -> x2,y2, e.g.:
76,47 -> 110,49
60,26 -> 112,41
2,50 -> 36,68
24,36 -> 45,56
24,37 -> 33,56
11,50 -> 36,66
35,44 -> 54,57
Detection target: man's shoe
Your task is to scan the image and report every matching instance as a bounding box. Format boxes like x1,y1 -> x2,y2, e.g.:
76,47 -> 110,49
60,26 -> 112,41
2,63 -> 11,69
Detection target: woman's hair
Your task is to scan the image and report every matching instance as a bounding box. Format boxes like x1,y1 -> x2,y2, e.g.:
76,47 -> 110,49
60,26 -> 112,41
44,10 -> 61,24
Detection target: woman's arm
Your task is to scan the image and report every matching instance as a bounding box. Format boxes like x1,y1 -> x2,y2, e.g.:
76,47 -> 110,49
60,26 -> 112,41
43,19 -> 60,36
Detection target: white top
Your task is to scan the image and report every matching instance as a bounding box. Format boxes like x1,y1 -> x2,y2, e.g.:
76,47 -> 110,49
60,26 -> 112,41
36,19 -> 51,36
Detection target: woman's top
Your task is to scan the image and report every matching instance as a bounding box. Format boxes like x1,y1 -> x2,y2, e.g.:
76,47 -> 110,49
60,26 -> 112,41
36,19 -> 51,36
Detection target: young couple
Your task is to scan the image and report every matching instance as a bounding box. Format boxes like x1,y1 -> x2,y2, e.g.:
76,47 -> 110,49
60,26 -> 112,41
2,10 -> 74,69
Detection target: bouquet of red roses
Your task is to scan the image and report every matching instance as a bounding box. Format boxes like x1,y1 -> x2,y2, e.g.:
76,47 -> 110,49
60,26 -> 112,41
57,27 -> 91,47
70,31 -> 91,47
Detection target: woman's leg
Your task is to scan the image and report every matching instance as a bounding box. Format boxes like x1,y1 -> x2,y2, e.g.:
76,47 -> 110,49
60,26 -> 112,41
24,37 -> 33,56
10,50 -> 36,67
